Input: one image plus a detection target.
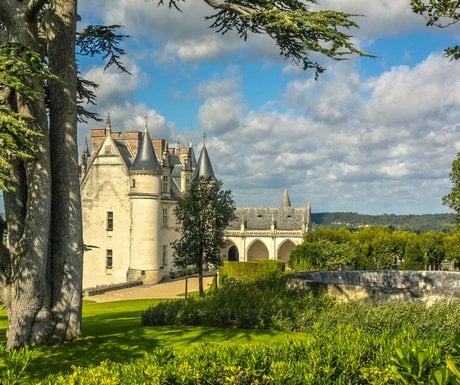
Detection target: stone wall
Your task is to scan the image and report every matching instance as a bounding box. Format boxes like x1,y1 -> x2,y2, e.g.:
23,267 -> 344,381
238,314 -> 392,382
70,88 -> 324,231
286,270 -> 460,301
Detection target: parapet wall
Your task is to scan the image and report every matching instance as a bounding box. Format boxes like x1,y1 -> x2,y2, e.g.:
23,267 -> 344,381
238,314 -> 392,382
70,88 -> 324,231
286,270 -> 460,301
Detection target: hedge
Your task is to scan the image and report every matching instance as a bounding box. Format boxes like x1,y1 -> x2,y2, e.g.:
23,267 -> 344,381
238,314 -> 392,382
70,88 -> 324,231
219,260 -> 285,283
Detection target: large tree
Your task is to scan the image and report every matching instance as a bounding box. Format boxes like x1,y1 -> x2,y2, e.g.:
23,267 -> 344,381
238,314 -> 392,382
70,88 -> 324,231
172,177 -> 235,296
0,0 -> 367,349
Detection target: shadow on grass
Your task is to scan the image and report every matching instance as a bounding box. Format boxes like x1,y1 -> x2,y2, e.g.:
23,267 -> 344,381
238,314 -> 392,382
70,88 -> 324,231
17,300 -> 290,382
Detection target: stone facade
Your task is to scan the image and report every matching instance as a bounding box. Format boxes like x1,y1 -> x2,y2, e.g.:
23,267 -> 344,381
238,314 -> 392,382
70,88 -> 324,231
80,117 -> 312,289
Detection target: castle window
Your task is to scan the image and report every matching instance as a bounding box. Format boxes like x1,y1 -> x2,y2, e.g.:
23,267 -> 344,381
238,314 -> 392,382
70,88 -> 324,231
162,208 -> 168,228
104,145 -> 112,155
131,179 -> 136,188
162,245 -> 167,268
106,211 -> 113,231
106,249 -> 113,269
162,176 -> 168,193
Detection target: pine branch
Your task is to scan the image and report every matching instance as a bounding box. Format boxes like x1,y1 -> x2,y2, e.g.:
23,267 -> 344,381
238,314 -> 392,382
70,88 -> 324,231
76,25 -> 131,74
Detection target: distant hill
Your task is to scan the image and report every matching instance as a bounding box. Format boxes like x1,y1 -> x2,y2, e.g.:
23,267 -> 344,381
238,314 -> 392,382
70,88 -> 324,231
311,212 -> 455,233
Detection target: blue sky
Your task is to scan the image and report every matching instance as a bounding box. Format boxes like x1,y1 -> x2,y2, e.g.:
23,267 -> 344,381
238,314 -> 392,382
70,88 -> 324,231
5,0 -> 457,216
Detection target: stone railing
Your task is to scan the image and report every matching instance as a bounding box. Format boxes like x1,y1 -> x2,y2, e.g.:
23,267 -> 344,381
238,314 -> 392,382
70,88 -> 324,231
286,270 -> 460,301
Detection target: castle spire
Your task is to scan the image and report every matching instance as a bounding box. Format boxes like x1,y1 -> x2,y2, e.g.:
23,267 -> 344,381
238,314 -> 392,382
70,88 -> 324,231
105,112 -> 111,135
193,137 -> 216,181
81,137 -> 90,174
130,124 -> 162,174
281,188 -> 291,207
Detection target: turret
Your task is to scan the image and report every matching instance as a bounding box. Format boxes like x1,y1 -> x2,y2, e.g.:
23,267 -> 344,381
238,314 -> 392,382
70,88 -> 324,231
162,142 -> 171,198
80,137 -> 90,176
281,188 -> 291,207
180,145 -> 194,194
193,139 -> 216,181
128,124 -> 162,284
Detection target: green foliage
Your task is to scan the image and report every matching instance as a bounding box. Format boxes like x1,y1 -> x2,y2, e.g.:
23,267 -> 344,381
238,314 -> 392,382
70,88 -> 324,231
161,0 -> 372,79
172,178 -> 235,293
443,152 -> 460,227
142,277 -> 332,330
0,42 -> 59,190
290,226 -> 459,271
0,345 -> 35,385
410,0 -> 459,60
410,0 -> 459,61
76,25 -> 130,123
37,327 -> 460,385
312,212 -> 455,232
390,333 -> 460,385
219,260 -> 285,283
143,276 -> 460,340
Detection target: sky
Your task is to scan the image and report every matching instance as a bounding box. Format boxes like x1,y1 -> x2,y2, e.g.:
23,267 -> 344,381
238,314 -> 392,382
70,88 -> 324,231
6,0 -> 458,216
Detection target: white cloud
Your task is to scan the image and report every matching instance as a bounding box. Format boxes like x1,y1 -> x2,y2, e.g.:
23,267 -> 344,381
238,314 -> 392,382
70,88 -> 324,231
74,0 -> 460,214
317,0 -> 425,40
196,73 -> 245,135
199,53 -> 460,214
77,61 -> 176,148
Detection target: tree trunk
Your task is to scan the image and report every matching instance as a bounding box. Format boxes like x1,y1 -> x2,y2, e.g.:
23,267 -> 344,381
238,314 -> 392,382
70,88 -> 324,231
47,0 -> 83,343
2,6 -> 53,349
0,1 -> 82,349
198,262 -> 204,296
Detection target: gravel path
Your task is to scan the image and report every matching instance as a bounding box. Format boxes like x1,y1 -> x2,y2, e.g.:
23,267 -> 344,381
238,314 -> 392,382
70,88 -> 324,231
86,276 -> 214,303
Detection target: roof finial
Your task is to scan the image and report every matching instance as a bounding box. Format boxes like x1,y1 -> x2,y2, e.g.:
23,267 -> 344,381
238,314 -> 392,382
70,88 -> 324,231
143,114 -> 148,130
202,132 -> 207,146
106,112 -> 112,135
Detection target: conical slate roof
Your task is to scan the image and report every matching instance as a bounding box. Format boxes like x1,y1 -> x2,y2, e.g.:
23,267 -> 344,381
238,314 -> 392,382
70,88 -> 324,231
193,143 -> 216,181
130,125 -> 162,174
281,188 -> 292,207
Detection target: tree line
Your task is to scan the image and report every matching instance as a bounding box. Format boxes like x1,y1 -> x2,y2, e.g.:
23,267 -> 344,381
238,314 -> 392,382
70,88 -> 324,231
290,226 -> 460,272
312,212 -> 455,233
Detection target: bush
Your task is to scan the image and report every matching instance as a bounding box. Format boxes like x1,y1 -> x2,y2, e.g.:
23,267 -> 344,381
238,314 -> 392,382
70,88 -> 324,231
40,332 -> 460,385
219,260 -> 285,284
142,277 -> 332,330
0,345 -> 35,385
143,276 -> 460,341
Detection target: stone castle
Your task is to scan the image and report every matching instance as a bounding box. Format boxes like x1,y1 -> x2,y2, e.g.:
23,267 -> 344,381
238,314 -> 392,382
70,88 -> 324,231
80,116 -> 312,289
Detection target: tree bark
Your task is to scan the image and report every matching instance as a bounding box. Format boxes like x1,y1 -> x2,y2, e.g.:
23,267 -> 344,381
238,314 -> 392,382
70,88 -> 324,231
0,0 -> 82,349
47,0 -> 83,343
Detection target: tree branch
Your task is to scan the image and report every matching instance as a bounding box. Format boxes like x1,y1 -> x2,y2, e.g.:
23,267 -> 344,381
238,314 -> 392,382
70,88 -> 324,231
202,0 -> 257,15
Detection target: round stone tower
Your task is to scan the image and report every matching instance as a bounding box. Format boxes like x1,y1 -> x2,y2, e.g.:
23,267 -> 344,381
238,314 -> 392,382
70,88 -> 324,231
128,124 -> 162,283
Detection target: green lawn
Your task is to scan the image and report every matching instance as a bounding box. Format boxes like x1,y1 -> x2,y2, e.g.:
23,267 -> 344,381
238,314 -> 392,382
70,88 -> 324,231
0,299 -> 304,383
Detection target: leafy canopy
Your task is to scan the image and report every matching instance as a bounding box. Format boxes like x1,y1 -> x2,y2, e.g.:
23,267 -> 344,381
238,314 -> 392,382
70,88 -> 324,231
411,0 -> 460,60
172,178 -> 236,269
442,152 -> 460,226
0,43 -> 60,191
159,0 -> 372,78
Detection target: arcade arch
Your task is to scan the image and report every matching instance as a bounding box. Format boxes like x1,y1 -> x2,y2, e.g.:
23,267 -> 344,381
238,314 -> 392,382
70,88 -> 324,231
247,239 -> 269,261
277,239 -> 296,262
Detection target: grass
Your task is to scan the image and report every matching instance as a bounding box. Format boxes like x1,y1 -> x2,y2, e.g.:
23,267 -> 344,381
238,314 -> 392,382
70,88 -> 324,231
0,299 -> 304,383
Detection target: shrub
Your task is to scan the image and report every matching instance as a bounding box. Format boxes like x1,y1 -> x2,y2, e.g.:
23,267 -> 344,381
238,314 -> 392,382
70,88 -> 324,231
41,332 -> 460,385
0,345 -> 35,385
142,277 -> 332,330
219,260 -> 285,284
143,275 -> 460,341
